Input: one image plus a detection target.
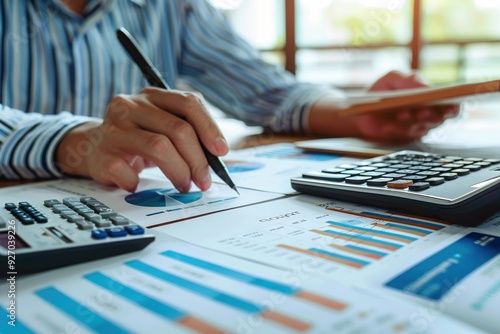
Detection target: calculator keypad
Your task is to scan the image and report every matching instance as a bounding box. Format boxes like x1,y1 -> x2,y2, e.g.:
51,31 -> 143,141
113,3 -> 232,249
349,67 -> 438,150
303,153 -> 500,191
4,196 -> 144,240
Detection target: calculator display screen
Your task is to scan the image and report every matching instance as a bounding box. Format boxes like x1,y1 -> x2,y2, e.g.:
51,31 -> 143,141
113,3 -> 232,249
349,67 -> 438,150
0,232 -> 30,250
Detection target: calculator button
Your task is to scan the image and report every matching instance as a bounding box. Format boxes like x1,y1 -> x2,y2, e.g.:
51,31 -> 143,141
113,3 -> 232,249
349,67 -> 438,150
430,167 -> 451,172
68,215 -> 85,223
4,203 -> 16,210
367,178 -> 392,187
125,225 -> 145,235
387,180 -> 413,189
44,199 -> 61,207
106,227 -> 127,237
110,215 -> 130,226
303,172 -> 347,182
409,166 -> 432,171
345,176 -> 372,184
425,177 -> 445,186
322,168 -> 345,174
83,212 -> 101,221
454,160 -> 474,165
80,196 -> 97,204
360,171 -> 385,178
20,217 -> 35,225
375,168 -> 398,173
76,220 -> 94,230
52,204 -> 70,213
442,164 -> 463,169
465,165 -> 482,172
63,197 -> 82,208
484,159 -> 500,164
474,161 -> 491,167
401,175 -> 427,181
383,173 -> 406,179
33,214 -> 49,223
94,207 -> 117,218
416,171 -> 440,177
340,170 -> 364,176
93,219 -> 112,228
463,158 -> 484,162
60,210 -> 78,219
18,201 -> 31,207
395,169 -> 417,175
409,182 -> 430,191
440,173 -> 458,181
452,169 -> 470,176
91,229 -> 108,240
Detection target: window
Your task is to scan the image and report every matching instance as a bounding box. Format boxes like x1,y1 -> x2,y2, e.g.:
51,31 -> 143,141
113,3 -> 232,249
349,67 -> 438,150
223,0 -> 500,88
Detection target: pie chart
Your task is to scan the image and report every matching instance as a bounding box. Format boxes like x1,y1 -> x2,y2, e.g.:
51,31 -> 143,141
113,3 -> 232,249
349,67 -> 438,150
125,188 -> 203,207
224,160 -> 265,173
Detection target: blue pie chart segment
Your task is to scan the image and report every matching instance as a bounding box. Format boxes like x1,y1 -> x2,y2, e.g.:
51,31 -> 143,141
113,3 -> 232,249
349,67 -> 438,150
224,160 -> 265,173
125,188 -> 203,207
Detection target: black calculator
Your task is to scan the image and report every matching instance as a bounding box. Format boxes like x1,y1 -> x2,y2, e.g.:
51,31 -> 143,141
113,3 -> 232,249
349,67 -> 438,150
291,150 -> 500,226
1,196 -> 155,276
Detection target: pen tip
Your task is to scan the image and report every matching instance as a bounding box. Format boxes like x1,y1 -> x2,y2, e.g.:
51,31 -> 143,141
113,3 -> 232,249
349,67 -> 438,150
233,186 -> 240,195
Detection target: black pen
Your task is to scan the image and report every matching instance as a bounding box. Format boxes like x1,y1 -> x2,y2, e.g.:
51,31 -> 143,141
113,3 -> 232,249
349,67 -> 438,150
116,27 -> 239,195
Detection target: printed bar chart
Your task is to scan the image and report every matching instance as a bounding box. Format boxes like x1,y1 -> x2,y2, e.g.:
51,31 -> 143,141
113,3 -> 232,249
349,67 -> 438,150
84,272 -> 225,334
277,244 -> 370,268
125,260 -> 312,332
161,250 -> 348,311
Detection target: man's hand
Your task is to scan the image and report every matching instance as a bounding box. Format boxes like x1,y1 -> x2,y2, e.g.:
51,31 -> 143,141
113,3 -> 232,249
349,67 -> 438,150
56,87 -> 228,193
355,71 -> 459,142
308,71 -> 459,142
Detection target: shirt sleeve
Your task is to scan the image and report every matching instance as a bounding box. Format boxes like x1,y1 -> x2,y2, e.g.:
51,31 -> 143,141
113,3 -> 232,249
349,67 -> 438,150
176,0 -> 342,134
0,105 -> 96,179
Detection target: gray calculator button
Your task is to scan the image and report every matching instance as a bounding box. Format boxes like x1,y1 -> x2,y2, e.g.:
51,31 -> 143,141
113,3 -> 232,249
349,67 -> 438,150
68,215 -> 85,223
83,213 -> 101,221
76,208 -> 94,215
63,197 -> 82,208
110,215 -> 130,226
93,219 -> 112,228
44,199 -> 61,207
52,204 -> 69,213
60,210 -> 78,220
95,207 -> 117,218
80,196 -> 97,204
76,220 -> 94,230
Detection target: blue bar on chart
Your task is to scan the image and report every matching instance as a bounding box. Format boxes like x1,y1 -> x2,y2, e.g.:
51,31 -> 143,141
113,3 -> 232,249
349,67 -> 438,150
35,287 -> 129,334
161,251 -> 298,294
125,260 -> 263,314
313,229 -> 404,251
161,251 -> 348,311
325,221 -> 418,243
125,260 -> 312,331
85,272 -> 186,320
377,223 -> 433,236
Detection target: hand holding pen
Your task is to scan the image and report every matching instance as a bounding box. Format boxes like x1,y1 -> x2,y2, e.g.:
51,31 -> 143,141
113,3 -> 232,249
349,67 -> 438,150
57,30 -> 236,194
116,27 -> 238,194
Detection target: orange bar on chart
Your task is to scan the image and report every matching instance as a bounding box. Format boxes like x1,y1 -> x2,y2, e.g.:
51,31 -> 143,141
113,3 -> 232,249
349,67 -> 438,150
179,316 -> 226,334
295,291 -> 348,311
261,310 -> 311,332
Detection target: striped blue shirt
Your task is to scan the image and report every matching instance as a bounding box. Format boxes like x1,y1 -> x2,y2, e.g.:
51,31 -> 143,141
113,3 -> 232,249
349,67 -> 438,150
0,0 -> 330,179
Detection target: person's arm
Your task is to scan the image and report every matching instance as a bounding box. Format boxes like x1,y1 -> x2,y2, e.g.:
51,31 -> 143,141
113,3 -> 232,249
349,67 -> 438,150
0,105 -> 94,179
176,2 -> 457,141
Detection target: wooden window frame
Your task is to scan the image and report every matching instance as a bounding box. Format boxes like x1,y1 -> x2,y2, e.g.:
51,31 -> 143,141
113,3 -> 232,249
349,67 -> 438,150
256,0 -> 500,85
